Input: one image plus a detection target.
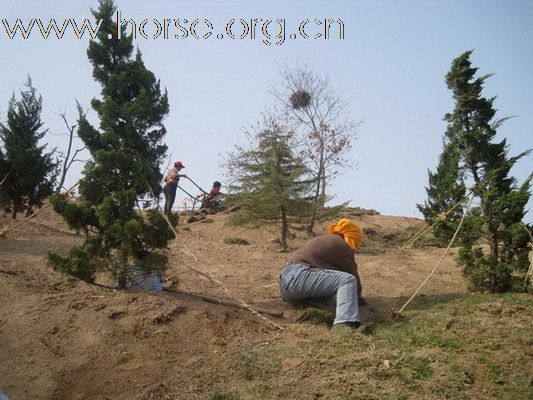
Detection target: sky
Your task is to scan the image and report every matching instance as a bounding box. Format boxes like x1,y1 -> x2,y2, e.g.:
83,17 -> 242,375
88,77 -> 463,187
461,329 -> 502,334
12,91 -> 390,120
1,0 -> 532,222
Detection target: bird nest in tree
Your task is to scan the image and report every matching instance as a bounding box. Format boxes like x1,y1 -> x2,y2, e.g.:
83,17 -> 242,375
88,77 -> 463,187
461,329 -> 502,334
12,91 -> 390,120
290,90 -> 311,109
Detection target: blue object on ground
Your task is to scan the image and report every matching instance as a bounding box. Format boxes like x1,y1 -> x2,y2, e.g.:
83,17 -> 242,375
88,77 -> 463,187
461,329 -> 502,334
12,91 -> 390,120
126,265 -> 163,292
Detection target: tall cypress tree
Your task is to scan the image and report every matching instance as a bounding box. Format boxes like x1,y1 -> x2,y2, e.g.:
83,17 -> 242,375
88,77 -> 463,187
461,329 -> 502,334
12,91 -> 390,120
0,145 -> 7,208
48,0 -> 174,287
227,124 -> 316,249
418,141 -> 466,244
0,78 -> 58,218
421,51 -> 531,292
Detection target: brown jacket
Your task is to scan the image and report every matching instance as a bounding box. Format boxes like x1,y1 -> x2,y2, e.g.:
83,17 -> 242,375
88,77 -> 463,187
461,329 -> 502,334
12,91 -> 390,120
286,234 -> 362,295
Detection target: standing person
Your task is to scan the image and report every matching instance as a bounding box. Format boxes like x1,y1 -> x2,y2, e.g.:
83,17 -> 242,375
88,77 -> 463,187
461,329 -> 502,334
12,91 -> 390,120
279,218 -> 365,333
163,161 -> 187,215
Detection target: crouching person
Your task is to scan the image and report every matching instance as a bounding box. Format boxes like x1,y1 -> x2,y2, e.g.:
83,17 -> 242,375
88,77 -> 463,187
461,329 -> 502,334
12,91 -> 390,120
279,218 -> 365,333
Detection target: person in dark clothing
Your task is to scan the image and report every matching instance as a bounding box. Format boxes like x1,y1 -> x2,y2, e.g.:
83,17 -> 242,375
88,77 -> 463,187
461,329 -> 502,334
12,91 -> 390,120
208,181 -> 222,198
163,161 -> 187,215
201,181 -> 223,210
279,218 -> 365,333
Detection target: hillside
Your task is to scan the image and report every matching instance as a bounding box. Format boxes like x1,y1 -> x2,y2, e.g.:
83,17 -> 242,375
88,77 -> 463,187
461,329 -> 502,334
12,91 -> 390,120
0,207 -> 531,400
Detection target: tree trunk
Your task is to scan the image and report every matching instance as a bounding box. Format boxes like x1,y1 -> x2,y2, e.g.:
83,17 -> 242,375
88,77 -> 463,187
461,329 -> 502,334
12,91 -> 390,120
0,171 -> 11,187
280,207 -> 288,249
320,170 -> 326,200
318,137 -> 326,202
489,231 -> 499,261
117,274 -> 127,289
319,151 -> 326,201
117,261 -> 129,289
307,169 -> 322,235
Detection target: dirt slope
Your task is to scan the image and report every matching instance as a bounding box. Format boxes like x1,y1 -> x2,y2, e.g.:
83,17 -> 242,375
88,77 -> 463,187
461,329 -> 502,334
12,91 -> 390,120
0,207 -> 471,399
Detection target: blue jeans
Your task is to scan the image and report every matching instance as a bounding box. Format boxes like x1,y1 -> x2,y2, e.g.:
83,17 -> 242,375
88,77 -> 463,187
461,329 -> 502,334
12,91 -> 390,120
279,263 -> 359,325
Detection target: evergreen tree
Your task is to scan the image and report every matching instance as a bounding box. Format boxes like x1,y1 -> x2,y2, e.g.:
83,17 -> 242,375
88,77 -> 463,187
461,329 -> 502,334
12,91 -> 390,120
0,78 -> 58,218
421,50 -> 531,292
0,148 -> 7,208
418,141 -> 466,244
48,0 -> 174,287
227,122 -> 316,249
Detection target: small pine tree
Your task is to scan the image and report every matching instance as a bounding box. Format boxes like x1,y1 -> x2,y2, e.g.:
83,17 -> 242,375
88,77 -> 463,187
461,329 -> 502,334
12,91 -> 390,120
0,78 -> 58,218
227,123 -> 316,249
48,0 -> 174,287
421,50 -> 532,292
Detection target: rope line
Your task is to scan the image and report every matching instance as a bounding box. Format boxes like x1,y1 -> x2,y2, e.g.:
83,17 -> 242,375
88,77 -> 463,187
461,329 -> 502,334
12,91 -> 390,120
180,243 -> 284,331
145,181 -> 214,284
521,222 -> 533,291
177,184 -> 199,200
391,191 -> 471,257
0,182 -> 79,238
396,195 -> 474,316
185,176 -> 208,194
146,180 -> 284,330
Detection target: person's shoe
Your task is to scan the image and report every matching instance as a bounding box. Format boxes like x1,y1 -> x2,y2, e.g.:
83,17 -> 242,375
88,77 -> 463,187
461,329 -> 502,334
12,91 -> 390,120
357,322 -> 376,335
331,322 -> 361,334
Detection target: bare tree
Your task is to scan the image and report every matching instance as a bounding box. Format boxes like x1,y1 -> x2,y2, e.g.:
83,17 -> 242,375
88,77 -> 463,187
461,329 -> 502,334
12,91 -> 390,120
51,103 -> 87,192
270,62 -> 360,233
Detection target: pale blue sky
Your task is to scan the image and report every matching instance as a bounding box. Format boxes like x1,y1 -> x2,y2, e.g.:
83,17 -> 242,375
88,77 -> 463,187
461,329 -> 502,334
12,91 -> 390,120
1,0 -> 532,221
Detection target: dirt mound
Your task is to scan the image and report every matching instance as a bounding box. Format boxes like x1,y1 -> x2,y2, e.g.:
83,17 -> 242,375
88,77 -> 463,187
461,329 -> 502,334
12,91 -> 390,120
0,207 -> 470,399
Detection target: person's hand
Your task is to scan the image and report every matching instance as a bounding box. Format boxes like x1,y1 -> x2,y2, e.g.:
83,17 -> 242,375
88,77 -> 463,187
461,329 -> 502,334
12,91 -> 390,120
358,296 -> 367,306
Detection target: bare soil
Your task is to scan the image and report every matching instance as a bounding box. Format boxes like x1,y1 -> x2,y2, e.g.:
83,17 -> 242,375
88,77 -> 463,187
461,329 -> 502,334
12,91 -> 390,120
0,206 -> 526,400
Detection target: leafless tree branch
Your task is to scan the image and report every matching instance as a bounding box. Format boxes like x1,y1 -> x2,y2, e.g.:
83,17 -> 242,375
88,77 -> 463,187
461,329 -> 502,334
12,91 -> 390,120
269,61 -> 361,232
51,102 -> 88,192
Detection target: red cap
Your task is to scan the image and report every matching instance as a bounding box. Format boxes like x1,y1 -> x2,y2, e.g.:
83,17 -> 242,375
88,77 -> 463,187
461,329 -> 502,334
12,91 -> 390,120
174,161 -> 185,169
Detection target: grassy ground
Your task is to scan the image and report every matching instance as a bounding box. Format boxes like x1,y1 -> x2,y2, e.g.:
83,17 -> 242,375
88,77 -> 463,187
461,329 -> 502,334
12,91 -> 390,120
212,293 -> 532,400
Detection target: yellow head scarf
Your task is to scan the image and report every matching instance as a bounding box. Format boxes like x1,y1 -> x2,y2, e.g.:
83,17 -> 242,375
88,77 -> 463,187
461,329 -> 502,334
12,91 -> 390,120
327,218 -> 363,251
